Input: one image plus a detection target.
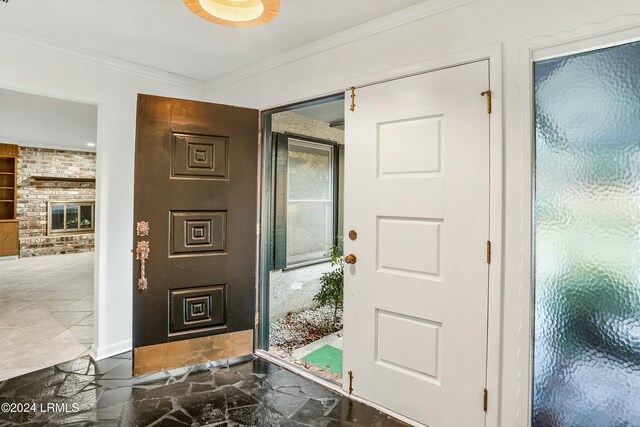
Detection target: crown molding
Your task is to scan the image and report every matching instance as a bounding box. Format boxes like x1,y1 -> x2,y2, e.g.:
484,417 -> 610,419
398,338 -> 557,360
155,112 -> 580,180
0,25 -> 205,92
204,0 -> 478,93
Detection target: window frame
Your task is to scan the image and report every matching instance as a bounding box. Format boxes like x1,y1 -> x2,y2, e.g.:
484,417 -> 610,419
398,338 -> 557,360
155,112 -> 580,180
272,132 -> 340,270
47,200 -> 95,235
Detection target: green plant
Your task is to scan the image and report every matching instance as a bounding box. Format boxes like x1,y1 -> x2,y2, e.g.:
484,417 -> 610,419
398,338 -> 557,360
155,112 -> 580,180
314,236 -> 344,327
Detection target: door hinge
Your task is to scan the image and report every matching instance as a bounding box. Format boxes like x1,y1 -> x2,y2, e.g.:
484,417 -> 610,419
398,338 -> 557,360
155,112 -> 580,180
255,312 -> 259,326
257,222 -> 260,235
350,87 -> 356,112
483,388 -> 488,412
486,240 -> 491,264
480,90 -> 492,114
348,370 -> 354,395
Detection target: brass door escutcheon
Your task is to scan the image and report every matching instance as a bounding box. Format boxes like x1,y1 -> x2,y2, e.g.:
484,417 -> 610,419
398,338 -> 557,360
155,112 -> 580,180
136,241 -> 150,290
137,221 -> 150,237
345,254 -> 357,265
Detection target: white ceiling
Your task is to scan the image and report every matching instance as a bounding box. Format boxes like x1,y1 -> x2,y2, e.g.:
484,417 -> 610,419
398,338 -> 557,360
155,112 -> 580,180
0,89 -> 98,152
0,0 -> 426,82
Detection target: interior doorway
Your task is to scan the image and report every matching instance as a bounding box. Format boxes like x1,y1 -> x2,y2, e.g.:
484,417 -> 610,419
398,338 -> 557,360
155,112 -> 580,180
258,95 -> 346,383
0,89 -> 98,380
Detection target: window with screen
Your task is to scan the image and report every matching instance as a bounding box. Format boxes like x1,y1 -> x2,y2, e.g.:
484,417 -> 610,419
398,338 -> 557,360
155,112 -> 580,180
273,134 -> 339,269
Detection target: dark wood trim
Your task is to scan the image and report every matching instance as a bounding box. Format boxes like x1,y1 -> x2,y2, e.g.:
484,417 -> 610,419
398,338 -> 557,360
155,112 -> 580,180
257,93 -> 346,352
264,93 -> 344,116
257,110 -> 273,350
31,176 -> 96,183
272,132 -> 288,270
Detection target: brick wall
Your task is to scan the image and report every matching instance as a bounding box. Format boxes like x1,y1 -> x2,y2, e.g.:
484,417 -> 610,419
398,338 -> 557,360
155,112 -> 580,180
17,147 -> 96,257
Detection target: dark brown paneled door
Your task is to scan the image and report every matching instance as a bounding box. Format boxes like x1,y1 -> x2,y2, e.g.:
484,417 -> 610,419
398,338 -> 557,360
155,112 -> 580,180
132,95 -> 258,375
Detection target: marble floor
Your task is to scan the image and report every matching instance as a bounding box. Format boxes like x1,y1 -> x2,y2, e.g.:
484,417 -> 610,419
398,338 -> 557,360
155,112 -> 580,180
0,352 -> 409,427
0,252 -> 94,381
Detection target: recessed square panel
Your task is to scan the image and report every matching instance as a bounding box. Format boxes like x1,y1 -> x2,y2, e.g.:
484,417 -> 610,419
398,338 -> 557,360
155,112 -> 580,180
376,310 -> 441,382
172,133 -> 228,179
185,296 -> 209,322
170,285 -> 226,334
377,216 -> 441,279
170,211 -> 226,256
188,297 -> 210,320
188,144 -> 214,170
186,220 -> 211,246
377,116 -> 442,178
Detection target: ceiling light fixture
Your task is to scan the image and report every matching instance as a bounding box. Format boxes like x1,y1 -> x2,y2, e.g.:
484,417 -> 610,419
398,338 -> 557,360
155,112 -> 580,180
86,142 -> 96,147
184,0 -> 279,28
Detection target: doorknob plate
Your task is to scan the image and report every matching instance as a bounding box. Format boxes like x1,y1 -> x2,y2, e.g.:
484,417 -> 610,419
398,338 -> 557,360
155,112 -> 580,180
137,221 -> 150,237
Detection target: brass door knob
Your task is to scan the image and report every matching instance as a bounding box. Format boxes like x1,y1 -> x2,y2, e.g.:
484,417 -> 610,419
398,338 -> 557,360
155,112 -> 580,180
345,254 -> 357,265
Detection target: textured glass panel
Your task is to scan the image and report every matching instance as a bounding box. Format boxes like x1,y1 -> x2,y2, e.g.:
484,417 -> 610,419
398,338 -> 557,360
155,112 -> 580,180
534,41 -> 640,426
288,139 -> 332,201
286,139 -> 334,265
287,201 -> 332,263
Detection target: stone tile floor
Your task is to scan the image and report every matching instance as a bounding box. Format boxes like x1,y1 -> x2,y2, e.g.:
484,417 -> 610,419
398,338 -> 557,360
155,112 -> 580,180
0,253 -> 94,381
0,352 -> 410,427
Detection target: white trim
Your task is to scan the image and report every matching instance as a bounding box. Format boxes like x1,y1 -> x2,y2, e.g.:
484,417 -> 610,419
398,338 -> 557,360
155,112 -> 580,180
518,15 -> 640,427
253,44 -> 501,111
203,0 -> 479,94
486,43 -> 504,427
258,43 -> 504,427
0,0 -> 478,95
90,339 -> 132,361
0,25 -> 204,92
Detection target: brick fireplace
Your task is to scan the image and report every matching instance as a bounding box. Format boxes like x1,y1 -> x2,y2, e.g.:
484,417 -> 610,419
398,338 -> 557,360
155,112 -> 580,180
16,147 -> 96,257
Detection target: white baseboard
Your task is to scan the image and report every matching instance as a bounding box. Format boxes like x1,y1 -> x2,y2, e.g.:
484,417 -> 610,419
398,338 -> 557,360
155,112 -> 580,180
90,339 -> 132,361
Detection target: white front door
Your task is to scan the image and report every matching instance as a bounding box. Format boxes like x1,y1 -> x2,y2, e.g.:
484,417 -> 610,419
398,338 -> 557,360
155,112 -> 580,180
343,60 -> 491,426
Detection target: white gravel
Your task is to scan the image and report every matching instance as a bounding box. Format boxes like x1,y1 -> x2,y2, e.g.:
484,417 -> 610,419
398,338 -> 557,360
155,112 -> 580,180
269,304 -> 343,352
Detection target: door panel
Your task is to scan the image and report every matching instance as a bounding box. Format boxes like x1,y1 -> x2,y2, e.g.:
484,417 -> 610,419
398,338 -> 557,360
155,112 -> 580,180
343,61 -> 490,426
132,95 -> 258,374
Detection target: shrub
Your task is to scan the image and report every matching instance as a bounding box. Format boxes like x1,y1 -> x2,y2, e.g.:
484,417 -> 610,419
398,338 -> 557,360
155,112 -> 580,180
314,236 -> 344,327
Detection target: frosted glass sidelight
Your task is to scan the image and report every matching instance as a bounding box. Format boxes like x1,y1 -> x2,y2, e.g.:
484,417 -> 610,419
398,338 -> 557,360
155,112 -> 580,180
534,41 -> 640,426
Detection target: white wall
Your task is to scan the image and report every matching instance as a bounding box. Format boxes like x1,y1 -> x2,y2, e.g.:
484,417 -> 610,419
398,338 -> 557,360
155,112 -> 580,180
0,34 -> 202,360
2,0 -> 640,423
203,1 -> 640,425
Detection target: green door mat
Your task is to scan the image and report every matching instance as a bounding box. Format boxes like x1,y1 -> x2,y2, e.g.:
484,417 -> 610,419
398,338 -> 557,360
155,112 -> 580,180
302,345 -> 343,376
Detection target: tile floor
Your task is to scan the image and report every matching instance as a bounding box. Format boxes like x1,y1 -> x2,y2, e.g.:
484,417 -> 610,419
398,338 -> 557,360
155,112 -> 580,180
0,352 -> 409,426
0,252 -> 94,381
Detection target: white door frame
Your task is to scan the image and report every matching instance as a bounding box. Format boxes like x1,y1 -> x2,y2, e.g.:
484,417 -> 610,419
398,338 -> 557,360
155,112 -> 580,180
259,43 -> 504,427
518,17 -> 640,427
